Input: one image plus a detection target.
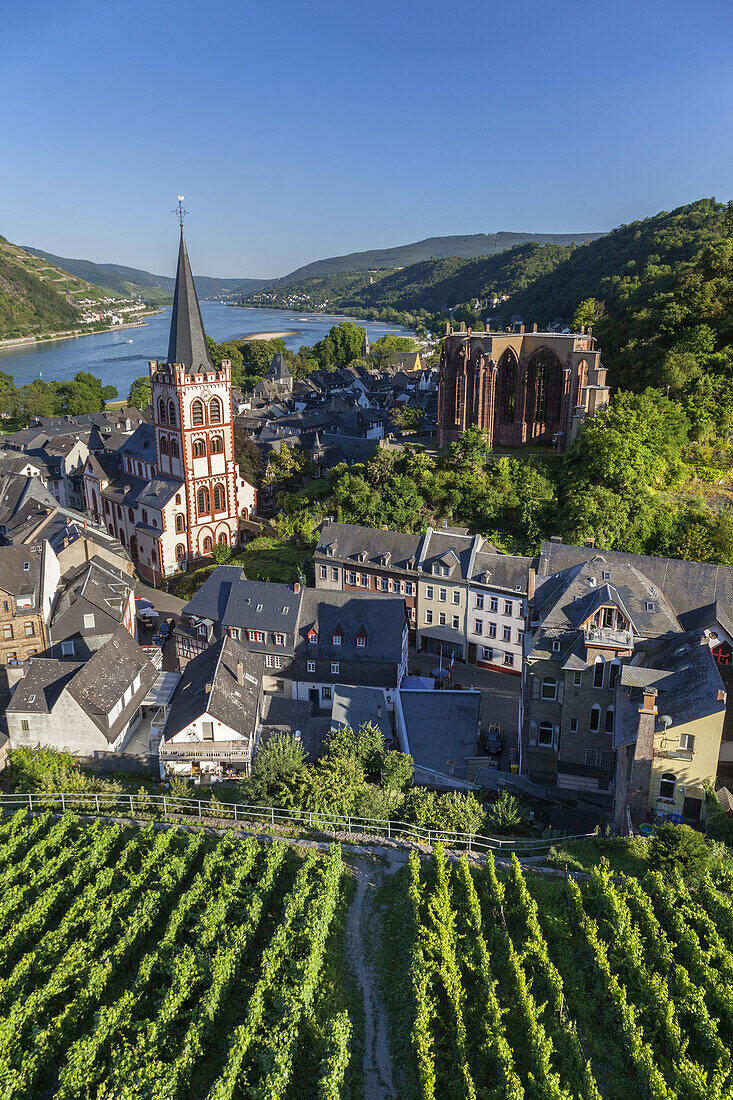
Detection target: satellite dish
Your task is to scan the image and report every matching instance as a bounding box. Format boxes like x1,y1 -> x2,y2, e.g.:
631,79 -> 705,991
659,715 -> 673,729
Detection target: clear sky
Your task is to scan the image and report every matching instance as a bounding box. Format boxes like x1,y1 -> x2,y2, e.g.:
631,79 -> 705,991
4,0 -> 733,279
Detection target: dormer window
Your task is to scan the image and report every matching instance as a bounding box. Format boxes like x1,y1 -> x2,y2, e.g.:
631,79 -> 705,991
308,630 -> 318,644
332,631 -> 342,646
326,546 -> 334,557
356,632 -> 367,647
274,633 -> 285,646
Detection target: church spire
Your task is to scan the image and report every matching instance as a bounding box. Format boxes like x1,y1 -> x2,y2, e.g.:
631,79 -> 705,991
166,222 -> 213,374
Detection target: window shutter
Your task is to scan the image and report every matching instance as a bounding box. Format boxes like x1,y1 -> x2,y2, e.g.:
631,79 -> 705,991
531,676 -> 539,699
557,682 -> 564,704
529,720 -> 537,745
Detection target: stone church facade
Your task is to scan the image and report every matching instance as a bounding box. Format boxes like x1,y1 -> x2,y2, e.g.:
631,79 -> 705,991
84,229 -> 256,584
437,326 -> 610,451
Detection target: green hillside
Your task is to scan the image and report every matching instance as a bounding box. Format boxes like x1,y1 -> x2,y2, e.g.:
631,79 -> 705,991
0,235 -> 117,340
23,247 -> 268,305
278,229 -> 602,282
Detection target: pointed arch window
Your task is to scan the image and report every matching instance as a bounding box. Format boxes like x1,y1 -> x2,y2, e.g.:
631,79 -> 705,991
197,486 -> 210,515
170,437 -> 179,458
593,655 -> 605,688
168,400 -> 177,426
158,398 -> 167,424
193,438 -> 206,458
213,485 -> 225,512
210,435 -> 223,454
175,514 -> 186,533
160,436 -> 169,455
209,397 -> 222,424
203,535 -> 213,554
191,399 -> 204,426
497,349 -> 517,424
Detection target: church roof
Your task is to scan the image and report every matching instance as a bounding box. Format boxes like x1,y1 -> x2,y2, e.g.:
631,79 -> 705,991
166,230 -> 213,375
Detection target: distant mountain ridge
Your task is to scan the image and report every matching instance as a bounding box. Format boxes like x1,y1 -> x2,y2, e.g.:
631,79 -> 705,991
276,230 -> 603,283
22,248 -> 269,305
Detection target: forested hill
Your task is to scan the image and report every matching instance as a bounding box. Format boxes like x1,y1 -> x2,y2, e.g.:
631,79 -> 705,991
22,248 -> 268,305
278,230 -> 602,282
0,235 -> 103,340
494,198 -> 733,391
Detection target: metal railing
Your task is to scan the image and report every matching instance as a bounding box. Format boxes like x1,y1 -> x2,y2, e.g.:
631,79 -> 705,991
0,791 -> 596,856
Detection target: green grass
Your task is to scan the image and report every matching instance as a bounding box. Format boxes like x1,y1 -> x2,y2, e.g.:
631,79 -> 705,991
543,833 -> 651,876
167,537 -> 310,601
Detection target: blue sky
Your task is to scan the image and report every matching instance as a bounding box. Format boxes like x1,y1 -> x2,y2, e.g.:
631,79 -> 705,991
4,0 -> 733,278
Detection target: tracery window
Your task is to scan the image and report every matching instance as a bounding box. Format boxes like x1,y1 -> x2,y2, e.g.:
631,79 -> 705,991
197,486 -> 210,514
193,438 -> 206,458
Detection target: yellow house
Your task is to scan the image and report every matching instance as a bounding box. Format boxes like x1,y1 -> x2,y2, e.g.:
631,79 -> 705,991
614,631 -> 726,829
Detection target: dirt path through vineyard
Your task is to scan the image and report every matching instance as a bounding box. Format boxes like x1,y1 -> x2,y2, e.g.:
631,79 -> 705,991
346,856 -> 405,1100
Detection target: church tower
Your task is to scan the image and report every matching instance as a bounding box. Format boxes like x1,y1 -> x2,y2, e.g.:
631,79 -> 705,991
149,226 -> 256,562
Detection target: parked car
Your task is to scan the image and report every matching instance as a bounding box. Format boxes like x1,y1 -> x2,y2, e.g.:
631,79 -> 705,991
486,725 -> 503,755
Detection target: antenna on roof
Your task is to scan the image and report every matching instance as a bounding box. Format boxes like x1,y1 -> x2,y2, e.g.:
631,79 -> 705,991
173,195 -> 189,229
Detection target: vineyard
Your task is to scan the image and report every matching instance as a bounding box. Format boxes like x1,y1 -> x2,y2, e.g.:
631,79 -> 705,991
383,846 -> 733,1100
0,810 -> 355,1100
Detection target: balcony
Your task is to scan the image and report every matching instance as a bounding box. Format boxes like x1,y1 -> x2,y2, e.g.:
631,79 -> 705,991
584,625 -> 633,650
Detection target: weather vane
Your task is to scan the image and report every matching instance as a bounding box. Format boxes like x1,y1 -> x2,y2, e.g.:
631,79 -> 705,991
173,195 -> 189,228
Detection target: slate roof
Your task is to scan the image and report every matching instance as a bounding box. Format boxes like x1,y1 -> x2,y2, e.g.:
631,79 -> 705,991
51,557 -> 131,628
167,230 -> 213,374
65,626 -> 158,741
266,353 -> 293,382
164,636 -> 263,741
539,541 -> 733,635
420,529 -> 475,579
6,659 -> 81,714
184,568 -> 303,635
315,522 -> 423,570
118,424 -> 157,464
297,589 -> 405,663
0,545 -> 42,599
613,630 -> 726,748
471,549 -> 531,594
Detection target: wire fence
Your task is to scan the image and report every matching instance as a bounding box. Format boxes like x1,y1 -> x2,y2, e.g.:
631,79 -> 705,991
0,791 -> 597,857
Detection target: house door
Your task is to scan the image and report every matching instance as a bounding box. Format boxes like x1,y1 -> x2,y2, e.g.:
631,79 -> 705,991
309,688 -> 319,706
683,796 -> 702,822
468,643 -> 477,664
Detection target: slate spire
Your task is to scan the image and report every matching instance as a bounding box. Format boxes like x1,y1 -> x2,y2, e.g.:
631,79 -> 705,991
167,227 -> 213,373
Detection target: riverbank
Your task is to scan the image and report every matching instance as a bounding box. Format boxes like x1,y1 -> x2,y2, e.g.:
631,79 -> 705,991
0,311 -> 161,351
239,329 -> 299,342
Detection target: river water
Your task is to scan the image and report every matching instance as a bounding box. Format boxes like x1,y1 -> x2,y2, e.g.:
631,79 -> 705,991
0,303 -> 415,398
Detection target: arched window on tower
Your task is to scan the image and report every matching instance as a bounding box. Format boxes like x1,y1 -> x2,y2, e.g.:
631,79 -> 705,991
197,486 -> 210,515
170,437 -> 179,458
160,436 -> 169,455
209,397 -> 222,424
213,485 -> 225,512
158,398 -> 167,424
168,400 -> 177,425
175,514 -> 186,533
193,438 -> 206,458
191,399 -> 204,426
210,435 -> 223,454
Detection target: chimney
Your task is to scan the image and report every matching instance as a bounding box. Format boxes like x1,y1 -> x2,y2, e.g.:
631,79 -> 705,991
640,687 -> 658,715
527,567 -> 536,603
381,524 -> 388,531
584,537 -> 596,548
205,682 -> 212,694
532,323 -> 538,333
236,659 -> 244,686
519,324 -> 525,333
84,538 -> 90,562
293,581 -> 301,594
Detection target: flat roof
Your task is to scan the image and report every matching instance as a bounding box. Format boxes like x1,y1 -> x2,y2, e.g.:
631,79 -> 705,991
398,689 -> 481,774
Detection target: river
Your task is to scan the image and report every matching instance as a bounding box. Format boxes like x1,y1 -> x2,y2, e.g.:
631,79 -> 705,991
0,303 -> 415,398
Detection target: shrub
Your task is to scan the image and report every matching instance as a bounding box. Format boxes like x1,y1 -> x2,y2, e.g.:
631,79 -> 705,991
382,750 -> 414,792
648,821 -> 711,885
485,790 -> 523,834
